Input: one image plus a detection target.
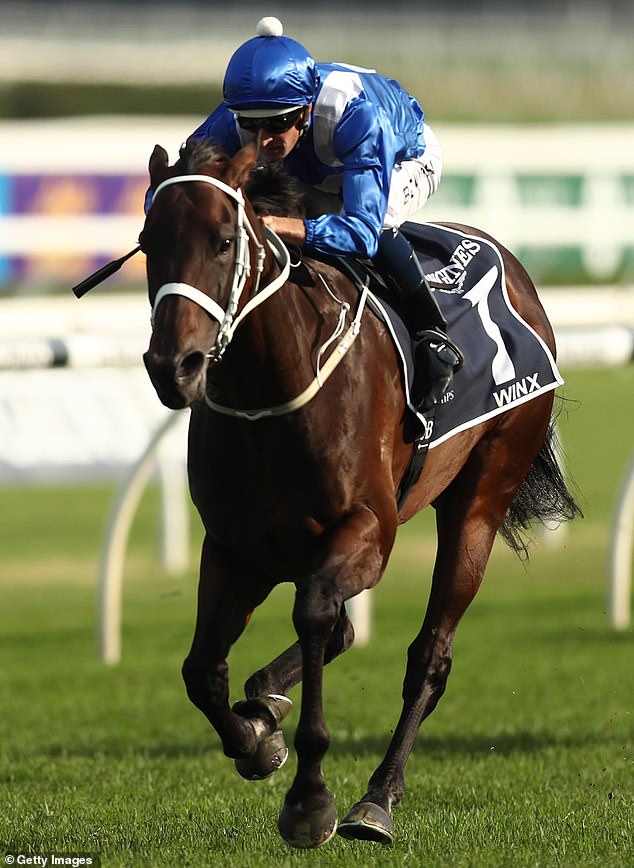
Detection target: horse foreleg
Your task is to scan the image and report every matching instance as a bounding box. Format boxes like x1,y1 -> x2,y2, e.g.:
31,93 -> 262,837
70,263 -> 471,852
181,534 -> 281,762
278,506 -> 389,849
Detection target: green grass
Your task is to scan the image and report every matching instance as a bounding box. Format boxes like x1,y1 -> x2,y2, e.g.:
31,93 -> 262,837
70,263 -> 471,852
1,367 -> 633,866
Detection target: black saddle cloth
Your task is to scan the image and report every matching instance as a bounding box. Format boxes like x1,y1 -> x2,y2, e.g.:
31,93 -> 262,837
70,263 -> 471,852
308,221 -> 563,448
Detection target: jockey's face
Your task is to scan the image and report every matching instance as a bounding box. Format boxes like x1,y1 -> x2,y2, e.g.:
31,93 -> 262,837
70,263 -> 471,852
257,105 -> 312,162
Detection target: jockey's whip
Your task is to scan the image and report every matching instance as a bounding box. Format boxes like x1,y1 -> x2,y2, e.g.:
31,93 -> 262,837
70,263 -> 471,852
72,245 -> 141,298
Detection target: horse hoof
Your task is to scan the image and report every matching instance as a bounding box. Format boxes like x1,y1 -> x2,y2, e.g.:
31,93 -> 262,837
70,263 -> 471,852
278,793 -> 337,849
233,694 -> 293,729
337,800 -> 394,844
234,727 -> 288,780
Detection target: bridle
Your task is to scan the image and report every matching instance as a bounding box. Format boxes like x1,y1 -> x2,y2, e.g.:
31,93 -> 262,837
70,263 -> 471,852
149,174 -> 291,362
148,171 -> 366,421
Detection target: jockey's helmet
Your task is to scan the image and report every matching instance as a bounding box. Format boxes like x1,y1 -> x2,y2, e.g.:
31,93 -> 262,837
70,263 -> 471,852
223,18 -> 319,117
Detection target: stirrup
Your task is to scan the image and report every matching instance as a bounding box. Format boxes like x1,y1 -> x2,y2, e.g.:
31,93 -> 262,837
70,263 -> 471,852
411,329 -> 463,413
416,328 -> 464,372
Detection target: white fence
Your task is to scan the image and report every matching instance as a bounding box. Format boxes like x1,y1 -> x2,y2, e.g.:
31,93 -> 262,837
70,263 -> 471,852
1,119 -> 633,286
1,290 -> 633,481
420,123 -> 634,280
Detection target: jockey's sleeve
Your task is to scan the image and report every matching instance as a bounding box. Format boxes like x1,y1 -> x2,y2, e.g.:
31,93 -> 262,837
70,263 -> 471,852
303,100 -> 397,258
143,107 -> 241,214
187,106 -> 242,152
303,165 -> 385,257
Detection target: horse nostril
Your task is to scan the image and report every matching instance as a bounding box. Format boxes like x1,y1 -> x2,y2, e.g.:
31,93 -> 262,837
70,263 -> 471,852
177,351 -> 206,382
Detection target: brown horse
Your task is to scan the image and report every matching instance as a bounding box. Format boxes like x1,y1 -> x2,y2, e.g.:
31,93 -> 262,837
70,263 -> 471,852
140,139 -> 579,848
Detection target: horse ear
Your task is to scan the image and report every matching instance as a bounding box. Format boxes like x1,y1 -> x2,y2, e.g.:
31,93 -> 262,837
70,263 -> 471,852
149,145 -> 170,188
225,141 -> 259,190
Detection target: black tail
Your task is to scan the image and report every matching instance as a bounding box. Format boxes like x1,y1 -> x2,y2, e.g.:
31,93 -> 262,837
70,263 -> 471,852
499,413 -> 583,559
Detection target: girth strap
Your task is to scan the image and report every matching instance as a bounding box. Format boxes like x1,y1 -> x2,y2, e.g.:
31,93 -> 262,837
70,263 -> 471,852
395,405 -> 436,510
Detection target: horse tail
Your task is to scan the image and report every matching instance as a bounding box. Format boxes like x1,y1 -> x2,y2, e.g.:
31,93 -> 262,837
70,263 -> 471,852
499,406 -> 583,559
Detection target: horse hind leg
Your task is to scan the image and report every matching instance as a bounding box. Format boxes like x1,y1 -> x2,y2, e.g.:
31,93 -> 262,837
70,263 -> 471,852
338,503 -> 498,844
337,518 -> 474,844
339,403 -> 552,844
244,603 -> 355,698
234,605 -> 355,781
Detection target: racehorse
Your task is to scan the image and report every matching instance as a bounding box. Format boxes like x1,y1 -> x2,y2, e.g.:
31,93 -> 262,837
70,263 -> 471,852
139,138 -> 579,848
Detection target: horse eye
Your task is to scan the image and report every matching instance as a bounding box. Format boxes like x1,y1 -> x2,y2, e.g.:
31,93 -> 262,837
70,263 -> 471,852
218,237 -> 233,255
139,229 -> 152,254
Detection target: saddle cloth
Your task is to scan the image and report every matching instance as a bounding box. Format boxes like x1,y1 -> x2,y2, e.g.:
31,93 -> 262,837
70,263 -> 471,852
367,221 -> 564,448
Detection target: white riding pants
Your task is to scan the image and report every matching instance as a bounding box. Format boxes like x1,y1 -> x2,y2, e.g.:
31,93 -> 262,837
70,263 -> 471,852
383,123 -> 443,227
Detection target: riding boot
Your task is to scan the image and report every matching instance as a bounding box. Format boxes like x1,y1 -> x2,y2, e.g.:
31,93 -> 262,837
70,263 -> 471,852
374,227 -> 463,412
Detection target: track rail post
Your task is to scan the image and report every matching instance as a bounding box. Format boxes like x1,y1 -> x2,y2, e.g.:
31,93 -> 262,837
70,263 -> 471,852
97,411 -> 186,664
608,452 -> 634,630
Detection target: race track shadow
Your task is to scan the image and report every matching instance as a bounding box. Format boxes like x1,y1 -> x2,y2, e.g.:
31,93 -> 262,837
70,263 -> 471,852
37,724 -> 623,762
325,725 -> 628,760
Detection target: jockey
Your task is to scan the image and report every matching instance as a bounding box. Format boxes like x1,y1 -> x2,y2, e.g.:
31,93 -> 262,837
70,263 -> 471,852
187,17 -> 463,412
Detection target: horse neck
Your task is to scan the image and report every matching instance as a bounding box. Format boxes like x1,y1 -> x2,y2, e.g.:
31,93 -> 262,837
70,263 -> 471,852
210,246 -> 346,410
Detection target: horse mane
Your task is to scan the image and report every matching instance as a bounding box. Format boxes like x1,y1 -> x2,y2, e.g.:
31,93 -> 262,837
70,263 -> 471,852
245,162 -> 307,218
176,139 -> 230,175
176,139 -> 306,218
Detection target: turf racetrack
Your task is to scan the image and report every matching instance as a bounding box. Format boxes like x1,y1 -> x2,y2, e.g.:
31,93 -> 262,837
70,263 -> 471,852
1,367 -> 633,866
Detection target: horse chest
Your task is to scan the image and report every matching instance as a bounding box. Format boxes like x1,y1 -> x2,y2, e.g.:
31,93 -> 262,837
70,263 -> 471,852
188,429 -> 361,573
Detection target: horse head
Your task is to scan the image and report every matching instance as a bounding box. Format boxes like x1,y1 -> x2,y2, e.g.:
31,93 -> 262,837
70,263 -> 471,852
141,139 -> 262,409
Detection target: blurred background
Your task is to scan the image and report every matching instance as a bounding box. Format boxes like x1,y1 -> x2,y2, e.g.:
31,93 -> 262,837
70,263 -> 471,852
1,3 -> 633,570
2,0 -> 633,291
2,0 -> 633,477
1,4 -> 633,862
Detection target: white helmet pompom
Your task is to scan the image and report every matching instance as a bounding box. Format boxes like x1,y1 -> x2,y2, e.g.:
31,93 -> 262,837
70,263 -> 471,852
256,17 -> 284,37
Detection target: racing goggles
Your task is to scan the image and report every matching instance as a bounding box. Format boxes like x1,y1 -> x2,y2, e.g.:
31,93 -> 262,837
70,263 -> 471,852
237,107 -> 305,134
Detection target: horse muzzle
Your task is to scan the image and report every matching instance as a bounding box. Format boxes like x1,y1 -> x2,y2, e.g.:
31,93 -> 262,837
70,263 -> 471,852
143,347 -> 209,409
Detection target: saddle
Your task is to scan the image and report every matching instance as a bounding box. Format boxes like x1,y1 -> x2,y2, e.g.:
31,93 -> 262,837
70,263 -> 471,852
293,222 -> 564,507
296,243 -> 432,427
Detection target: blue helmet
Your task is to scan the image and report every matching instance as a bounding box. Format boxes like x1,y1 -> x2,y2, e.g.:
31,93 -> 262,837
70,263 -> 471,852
223,18 -> 319,116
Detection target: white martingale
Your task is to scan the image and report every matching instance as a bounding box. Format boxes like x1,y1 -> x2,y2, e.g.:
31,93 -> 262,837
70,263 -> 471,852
205,287 -> 368,421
